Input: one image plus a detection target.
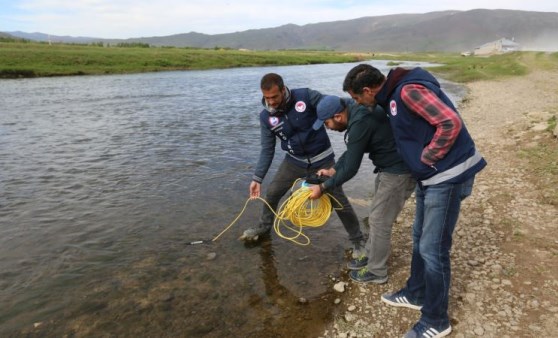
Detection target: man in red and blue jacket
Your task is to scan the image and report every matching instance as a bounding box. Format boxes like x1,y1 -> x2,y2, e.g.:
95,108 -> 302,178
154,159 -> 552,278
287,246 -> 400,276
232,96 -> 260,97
343,64 -> 486,338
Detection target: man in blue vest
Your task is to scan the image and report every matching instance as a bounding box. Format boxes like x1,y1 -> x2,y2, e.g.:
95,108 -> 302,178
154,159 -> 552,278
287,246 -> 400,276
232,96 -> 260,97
343,64 -> 486,338
240,73 -> 365,259
307,95 -> 415,284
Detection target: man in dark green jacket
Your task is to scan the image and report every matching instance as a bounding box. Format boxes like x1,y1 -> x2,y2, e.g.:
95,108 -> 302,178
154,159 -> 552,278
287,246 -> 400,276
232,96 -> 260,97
309,95 -> 416,284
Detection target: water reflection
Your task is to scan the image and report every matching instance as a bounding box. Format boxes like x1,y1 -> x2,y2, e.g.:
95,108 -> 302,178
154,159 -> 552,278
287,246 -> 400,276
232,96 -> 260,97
241,238 -> 336,337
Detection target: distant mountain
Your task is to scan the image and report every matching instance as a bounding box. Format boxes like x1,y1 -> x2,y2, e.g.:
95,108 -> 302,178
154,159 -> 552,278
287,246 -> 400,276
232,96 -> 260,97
0,32 -> 19,39
6,31 -> 101,43
6,9 -> 558,52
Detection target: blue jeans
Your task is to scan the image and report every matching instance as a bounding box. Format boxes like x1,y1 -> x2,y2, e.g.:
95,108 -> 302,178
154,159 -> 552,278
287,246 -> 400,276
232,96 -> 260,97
404,177 -> 474,328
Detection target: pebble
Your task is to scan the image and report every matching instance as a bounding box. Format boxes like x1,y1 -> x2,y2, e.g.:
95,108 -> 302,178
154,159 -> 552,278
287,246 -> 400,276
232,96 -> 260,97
474,326 -> 485,335
333,282 -> 346,293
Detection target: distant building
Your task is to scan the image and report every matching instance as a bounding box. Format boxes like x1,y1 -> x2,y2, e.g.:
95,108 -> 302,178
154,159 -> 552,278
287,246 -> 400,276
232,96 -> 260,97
473,38 -> 521,56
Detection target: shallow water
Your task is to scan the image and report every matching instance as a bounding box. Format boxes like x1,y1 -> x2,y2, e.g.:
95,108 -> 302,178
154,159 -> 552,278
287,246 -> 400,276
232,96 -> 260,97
0,61 -> 465,336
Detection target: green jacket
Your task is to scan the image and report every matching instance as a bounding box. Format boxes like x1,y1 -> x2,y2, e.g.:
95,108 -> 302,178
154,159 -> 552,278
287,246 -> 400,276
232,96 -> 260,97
323,99 -> 409,190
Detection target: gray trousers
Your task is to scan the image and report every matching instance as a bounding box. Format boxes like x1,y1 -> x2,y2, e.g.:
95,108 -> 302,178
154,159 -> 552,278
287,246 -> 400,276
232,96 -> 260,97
366,171 -> 416,277
260,158 -> 363,243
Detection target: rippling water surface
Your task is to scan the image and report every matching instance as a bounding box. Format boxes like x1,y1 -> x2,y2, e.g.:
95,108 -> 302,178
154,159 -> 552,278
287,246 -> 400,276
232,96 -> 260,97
0,61 -> 465,336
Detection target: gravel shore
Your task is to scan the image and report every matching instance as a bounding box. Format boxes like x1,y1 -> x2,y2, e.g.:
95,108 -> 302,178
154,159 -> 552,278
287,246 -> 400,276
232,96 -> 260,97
323,70 -> 558,338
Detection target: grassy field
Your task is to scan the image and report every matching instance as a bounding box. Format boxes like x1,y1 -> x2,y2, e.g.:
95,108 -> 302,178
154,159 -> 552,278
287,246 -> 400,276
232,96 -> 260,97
1,40 -> 557,82
370,51 -> 558,82
0,41 -> 371,78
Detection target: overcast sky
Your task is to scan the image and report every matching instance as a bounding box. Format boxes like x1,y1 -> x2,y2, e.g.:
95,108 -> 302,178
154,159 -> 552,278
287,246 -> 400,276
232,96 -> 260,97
1,0 -> 558,39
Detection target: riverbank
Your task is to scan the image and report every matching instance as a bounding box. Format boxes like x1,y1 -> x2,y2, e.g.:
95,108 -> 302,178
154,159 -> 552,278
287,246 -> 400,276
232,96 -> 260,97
0,41 -> 369,78
2,40 -> 555,81
324,70 -> 558,337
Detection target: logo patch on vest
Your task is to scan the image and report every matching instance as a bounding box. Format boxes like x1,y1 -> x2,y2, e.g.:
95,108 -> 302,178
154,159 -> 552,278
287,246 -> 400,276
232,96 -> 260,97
269,116 -> 280,126
389,100 -> 398,116
295,101 -> 306,112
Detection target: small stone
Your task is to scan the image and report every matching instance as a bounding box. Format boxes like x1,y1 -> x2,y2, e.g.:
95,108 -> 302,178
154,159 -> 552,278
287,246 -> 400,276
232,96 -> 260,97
334,281 -> 346,293
491,264 -> 503,273
468,260 -> 479,266
344,313 -> 356,322
160,294 -> 174,302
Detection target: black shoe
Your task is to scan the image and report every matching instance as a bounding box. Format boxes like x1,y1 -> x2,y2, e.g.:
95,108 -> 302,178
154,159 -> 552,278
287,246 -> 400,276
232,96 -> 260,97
403,321 -> 451,338
346,255 -> 368,270
349,268 -> 388,284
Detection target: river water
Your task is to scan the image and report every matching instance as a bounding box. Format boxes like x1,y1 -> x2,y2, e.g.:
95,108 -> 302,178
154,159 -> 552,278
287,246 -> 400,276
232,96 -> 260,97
0,61 -> 466,337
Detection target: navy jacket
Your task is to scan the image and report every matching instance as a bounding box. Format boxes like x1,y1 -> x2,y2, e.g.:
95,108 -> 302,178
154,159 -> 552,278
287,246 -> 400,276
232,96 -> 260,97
252,88 -> 334,183
376,68 -> 486,185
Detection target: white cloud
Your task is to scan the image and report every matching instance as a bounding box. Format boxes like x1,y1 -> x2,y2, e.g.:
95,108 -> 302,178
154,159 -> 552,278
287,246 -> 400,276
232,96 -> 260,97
2,0 -> 558,38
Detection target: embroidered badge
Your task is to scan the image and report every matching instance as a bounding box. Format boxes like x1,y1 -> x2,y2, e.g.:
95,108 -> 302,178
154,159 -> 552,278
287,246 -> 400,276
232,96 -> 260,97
269,116 -> 280,126
390,100 -> 398,116
295,101 -> 306,112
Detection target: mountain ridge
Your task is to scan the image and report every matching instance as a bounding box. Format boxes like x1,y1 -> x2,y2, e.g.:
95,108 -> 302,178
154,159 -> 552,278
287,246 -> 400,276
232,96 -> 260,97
5,9 -> 558,52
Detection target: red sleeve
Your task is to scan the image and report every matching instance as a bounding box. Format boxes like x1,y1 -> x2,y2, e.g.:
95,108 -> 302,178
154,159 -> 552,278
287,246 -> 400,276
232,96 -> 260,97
400,84 -> 462,166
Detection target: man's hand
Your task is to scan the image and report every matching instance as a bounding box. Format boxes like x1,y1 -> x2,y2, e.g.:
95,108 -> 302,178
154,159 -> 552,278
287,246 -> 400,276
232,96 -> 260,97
317,168 -> 335,177
308,184 -> 323,200
249,181 -> 261,199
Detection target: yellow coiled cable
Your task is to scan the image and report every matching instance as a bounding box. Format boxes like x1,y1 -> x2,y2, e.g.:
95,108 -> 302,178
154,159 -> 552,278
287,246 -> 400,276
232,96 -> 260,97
212,179 -> 342,245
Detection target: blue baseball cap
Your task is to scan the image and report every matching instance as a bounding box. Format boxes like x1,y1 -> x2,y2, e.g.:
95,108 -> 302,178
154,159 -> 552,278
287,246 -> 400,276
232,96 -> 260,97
312,95 -> 344,130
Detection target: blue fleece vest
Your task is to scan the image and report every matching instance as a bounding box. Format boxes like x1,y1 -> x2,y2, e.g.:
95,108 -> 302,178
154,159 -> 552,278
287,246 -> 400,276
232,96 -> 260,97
378,68 -> 486,185
259,88 -> 334,168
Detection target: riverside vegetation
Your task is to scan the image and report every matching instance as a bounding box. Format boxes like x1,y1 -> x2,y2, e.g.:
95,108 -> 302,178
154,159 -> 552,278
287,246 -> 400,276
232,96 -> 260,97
0,40 -> 369,78
0,39 -> 556,81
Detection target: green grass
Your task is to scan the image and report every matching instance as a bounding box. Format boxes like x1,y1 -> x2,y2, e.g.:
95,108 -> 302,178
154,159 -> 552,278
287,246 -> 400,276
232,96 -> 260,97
517,128 -> 558,206
547,115 -> 557,132
368,51 -> 558,82
0,41 -> 371,78
1,41 -> 557,81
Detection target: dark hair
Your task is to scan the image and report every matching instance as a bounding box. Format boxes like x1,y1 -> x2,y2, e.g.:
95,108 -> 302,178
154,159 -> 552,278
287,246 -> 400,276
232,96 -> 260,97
260,73 -> 284,91
343,64 -> 385,94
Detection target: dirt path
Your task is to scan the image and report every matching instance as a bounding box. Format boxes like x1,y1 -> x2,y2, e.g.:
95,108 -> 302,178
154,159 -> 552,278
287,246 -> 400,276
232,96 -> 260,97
323,71 -> 558,337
